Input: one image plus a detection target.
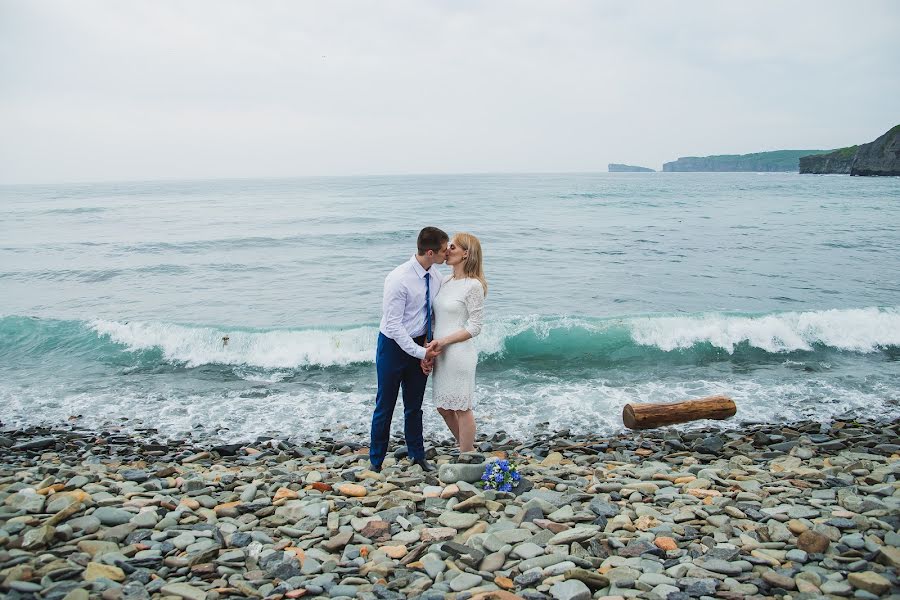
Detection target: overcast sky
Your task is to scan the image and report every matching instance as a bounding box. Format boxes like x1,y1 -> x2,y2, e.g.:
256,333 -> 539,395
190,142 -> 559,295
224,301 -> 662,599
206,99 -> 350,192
1,1 -> 898,184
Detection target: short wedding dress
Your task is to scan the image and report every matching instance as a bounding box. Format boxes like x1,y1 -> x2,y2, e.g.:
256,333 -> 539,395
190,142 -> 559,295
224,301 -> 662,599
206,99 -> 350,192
432,276 -> 485,410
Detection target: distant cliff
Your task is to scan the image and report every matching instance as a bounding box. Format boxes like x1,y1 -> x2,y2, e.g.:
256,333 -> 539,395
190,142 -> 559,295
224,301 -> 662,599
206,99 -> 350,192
608,163 -> 655,173
800,125 -> 900,176
799,147 -> 856,174
663,149 -> 831,172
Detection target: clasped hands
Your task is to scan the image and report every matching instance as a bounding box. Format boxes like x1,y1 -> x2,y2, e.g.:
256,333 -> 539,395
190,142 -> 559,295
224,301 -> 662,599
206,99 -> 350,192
420,339 -> 442,374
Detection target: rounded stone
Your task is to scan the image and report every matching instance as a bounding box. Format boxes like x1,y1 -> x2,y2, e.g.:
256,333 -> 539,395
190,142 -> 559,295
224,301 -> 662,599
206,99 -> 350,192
438,462 -> 488,484
437,511 -> 479,530
449,572 -> 483,592
92,507 -> 134,526
511,542 -> 545,560
549,578 -> 591,600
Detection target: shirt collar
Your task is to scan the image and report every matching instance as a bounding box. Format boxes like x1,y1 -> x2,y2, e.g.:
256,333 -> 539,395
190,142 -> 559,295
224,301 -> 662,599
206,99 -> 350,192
409,255 -> 429,278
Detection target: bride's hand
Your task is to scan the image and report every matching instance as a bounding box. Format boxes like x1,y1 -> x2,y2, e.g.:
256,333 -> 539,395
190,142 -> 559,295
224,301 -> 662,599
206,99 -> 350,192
420,358 -> 434,375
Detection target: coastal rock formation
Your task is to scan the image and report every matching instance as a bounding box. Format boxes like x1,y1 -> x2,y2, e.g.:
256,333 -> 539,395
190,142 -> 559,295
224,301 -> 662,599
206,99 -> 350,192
663,149 -> 830,172
801,124 -> 900,176
608,163 -> 654,173
799,147 -> 855,174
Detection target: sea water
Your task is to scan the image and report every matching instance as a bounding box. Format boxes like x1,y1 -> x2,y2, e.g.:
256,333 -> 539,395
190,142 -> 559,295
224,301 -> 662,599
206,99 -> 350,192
1,173 -> 898,442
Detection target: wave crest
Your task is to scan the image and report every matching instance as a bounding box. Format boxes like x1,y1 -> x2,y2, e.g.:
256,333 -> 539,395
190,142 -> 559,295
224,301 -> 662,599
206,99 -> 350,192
90,320 -> 377,368
629,307 -> 900,353
1,306 -> 896,372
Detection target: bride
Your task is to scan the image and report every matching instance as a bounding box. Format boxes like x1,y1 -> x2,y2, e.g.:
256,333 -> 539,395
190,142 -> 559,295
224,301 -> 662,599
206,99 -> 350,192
423,233 -> 486,453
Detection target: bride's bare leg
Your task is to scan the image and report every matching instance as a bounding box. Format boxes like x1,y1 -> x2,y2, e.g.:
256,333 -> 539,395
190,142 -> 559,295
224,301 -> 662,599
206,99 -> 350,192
437,408 -> 460,443
457,410 -> 476,453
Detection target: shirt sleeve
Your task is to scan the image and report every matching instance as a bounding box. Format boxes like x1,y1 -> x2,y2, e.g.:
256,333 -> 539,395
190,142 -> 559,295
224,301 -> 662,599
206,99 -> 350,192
463,281 -> 485,338
382,277 -> 427,360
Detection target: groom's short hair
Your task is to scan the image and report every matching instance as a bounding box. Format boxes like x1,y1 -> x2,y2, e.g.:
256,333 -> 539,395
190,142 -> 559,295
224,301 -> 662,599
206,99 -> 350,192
417,227 -> 449,255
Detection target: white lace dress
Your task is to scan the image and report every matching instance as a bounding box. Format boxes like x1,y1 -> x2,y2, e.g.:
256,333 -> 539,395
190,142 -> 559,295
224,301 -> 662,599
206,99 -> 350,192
432,276 -> 485,410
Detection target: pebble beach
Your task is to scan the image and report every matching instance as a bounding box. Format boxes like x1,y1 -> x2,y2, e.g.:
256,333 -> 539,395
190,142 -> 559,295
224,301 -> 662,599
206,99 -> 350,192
1,418 -> 898,600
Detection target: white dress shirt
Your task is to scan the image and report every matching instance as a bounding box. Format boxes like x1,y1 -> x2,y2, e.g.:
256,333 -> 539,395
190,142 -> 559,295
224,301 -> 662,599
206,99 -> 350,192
380,255 -> 444,360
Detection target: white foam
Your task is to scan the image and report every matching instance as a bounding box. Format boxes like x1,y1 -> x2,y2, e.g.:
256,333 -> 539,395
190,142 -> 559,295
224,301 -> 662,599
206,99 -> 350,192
2,374 -> 896,443
90,320 -> 377,368
629,307 -> 900,353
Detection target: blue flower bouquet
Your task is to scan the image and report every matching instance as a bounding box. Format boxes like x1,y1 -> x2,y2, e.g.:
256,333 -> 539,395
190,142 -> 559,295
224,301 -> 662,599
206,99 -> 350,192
478,459 -> 521,492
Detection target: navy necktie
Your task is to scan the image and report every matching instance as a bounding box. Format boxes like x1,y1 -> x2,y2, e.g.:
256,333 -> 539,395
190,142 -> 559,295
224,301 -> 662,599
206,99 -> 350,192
424,272 -> 432,342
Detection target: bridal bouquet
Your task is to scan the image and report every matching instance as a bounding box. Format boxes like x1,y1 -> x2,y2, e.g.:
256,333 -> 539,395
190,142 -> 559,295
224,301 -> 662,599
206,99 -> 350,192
478,459 -> 521,492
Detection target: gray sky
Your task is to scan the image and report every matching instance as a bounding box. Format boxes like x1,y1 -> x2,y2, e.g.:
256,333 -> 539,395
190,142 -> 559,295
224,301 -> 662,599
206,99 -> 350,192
1,1 -> 898,184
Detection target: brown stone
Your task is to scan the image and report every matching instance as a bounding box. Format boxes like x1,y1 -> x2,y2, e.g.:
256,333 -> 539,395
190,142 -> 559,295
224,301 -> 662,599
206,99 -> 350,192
440,484 -> 460,499
274,487 -> 298,501
470,592 -> 524,600
654,536 -> 677,551
421,527 -> 455,542
77,541 -> 121,557
84,562 -> 126,582
190,563 -> 216,576
321,530 -> 353,551
787,519 -> 808,535
360,520 -> 390,541
564,568 -> 610,590
381,544 -> 407,559
797,530 -> 829,554
686,488 -> 721,498
46,501 -> 86,526
634,515 -> 660,531
334,483 -> 367,497
533,519 -> 570,534
541,452 -> 564,466
459,521 -> 488,542
494,576 -> 514,590
214,501 -> 241,517
848,571 -> 891,596
762,571 -> 796,590
877,546 -> 900,569
310,482 -> 332,492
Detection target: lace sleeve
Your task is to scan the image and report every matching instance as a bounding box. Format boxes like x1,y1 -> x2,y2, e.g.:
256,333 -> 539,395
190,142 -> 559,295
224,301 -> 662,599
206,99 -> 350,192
464,281 -> 485,338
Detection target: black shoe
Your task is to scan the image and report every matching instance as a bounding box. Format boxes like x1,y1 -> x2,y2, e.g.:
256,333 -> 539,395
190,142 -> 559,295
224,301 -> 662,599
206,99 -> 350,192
412,458 -> 435,472
369,463 -> 382,473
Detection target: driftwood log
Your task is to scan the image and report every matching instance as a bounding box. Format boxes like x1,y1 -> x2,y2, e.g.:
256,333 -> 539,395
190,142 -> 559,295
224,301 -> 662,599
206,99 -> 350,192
622,395 -> 736,430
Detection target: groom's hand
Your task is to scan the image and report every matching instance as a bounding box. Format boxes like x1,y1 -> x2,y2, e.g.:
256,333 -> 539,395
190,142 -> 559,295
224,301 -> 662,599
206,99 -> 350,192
424,340 -> 442,360
420,358 -> 434,375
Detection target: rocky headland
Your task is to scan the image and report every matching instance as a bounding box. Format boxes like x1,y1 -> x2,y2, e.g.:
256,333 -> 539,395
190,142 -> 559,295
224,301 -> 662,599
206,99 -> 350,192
608,165 -> 655,173
1,418 -> 898,600
800,125 -> 900,176
663,150 -> 831,173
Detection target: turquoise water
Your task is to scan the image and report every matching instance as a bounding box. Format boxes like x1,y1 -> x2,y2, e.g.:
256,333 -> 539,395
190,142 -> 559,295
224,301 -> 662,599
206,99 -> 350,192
1,173 -> 898,442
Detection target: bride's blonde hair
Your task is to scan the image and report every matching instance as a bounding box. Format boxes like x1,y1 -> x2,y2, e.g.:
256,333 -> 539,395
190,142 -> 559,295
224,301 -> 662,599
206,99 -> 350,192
454,232 -> 488,296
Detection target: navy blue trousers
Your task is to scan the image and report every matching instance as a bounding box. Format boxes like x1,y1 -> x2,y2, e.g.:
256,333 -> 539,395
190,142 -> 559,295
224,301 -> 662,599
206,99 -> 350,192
369,332 -> 428,466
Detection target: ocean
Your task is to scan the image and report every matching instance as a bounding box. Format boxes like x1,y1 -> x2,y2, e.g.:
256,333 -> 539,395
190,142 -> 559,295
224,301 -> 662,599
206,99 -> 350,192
1,172 -> 898,443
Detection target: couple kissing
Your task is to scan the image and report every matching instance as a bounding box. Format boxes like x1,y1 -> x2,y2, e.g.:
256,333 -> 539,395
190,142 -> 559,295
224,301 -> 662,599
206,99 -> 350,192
369,227 -> 487,472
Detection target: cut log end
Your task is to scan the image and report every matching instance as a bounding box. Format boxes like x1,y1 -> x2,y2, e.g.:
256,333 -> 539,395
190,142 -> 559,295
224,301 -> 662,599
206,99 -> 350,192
622,395 -> 736,430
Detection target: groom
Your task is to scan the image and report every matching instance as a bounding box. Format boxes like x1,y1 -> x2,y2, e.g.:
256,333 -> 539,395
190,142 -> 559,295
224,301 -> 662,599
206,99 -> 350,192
369,226 -> 449,472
